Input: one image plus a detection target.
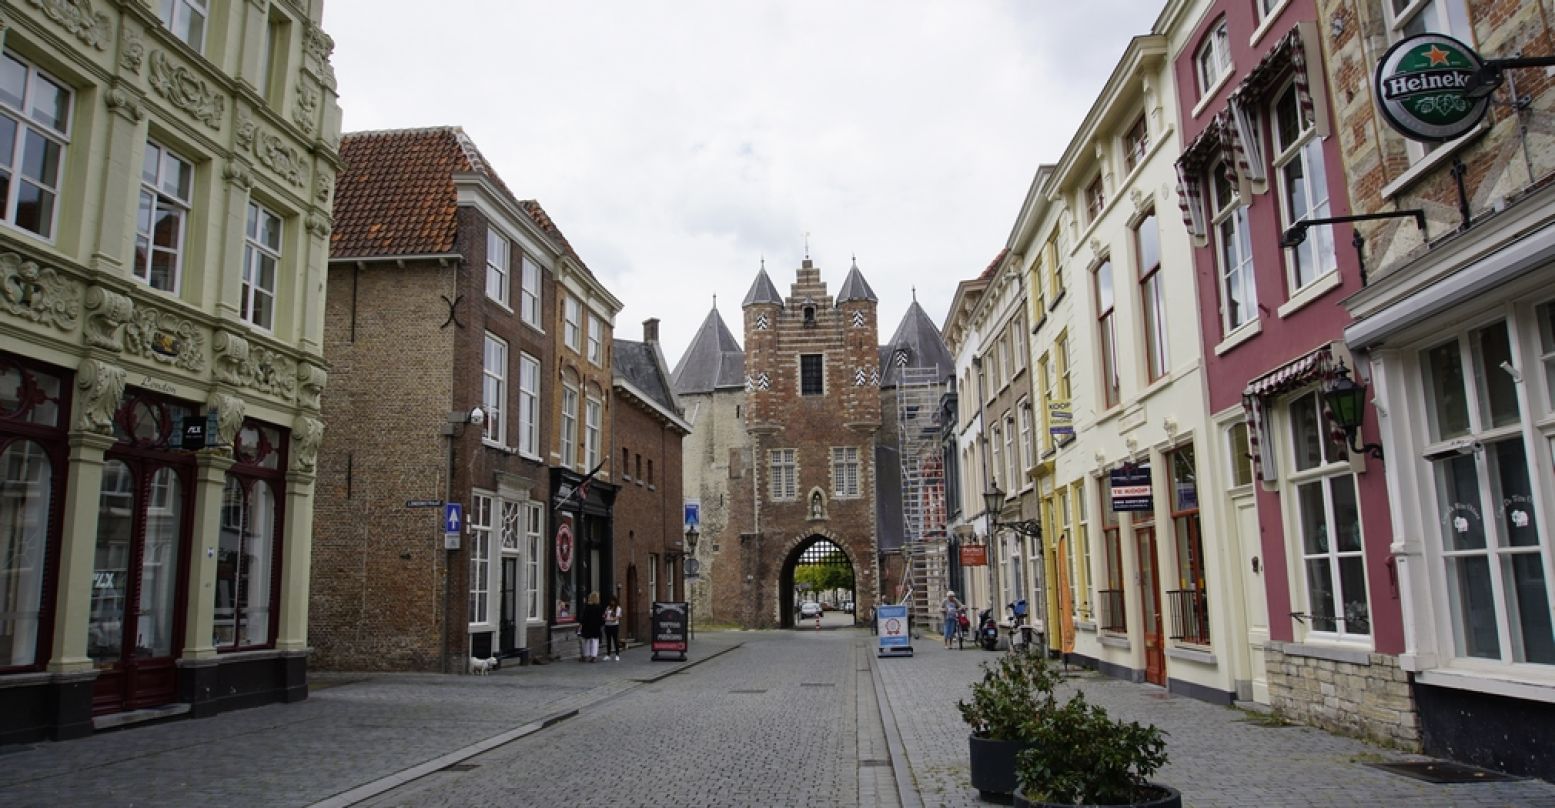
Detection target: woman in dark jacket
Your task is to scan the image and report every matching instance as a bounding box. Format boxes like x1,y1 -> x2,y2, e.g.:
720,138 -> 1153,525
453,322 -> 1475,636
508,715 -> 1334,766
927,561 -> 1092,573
578,592 -> 605,662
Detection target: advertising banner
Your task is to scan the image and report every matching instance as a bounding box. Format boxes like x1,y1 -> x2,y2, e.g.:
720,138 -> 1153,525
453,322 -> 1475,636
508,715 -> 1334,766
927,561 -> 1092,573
876,603 -> 912,657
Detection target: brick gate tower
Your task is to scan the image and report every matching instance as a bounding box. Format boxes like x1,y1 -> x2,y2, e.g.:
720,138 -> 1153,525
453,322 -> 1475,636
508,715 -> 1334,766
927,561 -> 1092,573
724,257 -> 882,627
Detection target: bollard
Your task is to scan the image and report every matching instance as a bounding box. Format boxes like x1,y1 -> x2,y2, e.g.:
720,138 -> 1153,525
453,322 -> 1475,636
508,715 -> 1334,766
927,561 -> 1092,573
816,613 -> 822,631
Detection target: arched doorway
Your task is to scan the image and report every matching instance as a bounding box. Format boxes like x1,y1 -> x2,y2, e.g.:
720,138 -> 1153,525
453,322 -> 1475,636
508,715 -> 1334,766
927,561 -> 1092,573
779,537 -> 856,629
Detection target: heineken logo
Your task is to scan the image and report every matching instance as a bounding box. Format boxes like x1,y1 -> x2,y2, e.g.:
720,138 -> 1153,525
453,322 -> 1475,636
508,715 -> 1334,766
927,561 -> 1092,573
1374,34 -> 1488,142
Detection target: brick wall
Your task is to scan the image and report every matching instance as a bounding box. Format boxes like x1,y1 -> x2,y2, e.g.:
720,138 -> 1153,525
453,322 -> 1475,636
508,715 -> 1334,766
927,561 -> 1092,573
1266,642 -> 1421,749
612,383 -> 687,641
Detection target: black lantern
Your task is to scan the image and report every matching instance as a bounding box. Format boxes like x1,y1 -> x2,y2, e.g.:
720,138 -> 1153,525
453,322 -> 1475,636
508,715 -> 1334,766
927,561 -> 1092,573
1323,360 -> 1384,460
983,484 -> 1005,517
685,524 -> 700,554
983,484 -> 1041,538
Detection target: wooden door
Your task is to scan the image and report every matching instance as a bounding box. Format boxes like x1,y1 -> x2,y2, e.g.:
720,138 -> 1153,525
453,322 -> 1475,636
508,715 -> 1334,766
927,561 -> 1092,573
1234,495 -> 1270,703
1136,526 -> 1166,687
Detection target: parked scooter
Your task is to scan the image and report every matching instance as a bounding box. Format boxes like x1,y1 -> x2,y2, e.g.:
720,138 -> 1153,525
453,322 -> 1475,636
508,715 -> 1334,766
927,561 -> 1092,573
978,608 -> 1000,651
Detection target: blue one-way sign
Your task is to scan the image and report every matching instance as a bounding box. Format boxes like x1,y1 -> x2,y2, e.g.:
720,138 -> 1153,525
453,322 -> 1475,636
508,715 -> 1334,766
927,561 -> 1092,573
444,502 -> 464,533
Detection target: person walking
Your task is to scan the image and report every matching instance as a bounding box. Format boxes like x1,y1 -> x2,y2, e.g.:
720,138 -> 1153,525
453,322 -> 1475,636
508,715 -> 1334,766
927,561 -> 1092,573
603,595 -> 623,661
579,592 -> 605,662
941,590 -> 963,649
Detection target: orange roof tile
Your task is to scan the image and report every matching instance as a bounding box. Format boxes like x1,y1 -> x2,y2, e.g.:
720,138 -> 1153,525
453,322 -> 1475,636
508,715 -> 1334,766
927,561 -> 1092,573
978,247 -> 1008,281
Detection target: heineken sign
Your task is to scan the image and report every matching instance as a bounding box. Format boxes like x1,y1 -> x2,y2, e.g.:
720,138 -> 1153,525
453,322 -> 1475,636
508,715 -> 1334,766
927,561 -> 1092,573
1374,33 -> 1488,142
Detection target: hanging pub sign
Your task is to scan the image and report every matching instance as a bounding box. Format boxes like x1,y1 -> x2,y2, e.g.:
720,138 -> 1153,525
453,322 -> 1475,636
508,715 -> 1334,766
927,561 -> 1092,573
959,544 -> 988,566
1374,33 -> 1490,142
1109,464 -> 1153,512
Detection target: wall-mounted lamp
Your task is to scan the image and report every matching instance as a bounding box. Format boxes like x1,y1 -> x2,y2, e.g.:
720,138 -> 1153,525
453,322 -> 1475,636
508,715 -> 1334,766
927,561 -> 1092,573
1323,360 -> 1384,461
982,485 -> 1042,538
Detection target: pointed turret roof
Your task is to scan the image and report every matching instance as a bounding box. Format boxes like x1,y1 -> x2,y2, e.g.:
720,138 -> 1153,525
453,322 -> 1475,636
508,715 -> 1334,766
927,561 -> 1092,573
741,267 -> 783,308
671,307 -> 746,395
879,300 -> 956,388
836,258 -> 878,304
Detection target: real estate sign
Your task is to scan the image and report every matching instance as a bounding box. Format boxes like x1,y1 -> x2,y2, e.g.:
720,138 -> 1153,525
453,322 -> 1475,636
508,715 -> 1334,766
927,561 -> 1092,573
1109,464 -> 1153,512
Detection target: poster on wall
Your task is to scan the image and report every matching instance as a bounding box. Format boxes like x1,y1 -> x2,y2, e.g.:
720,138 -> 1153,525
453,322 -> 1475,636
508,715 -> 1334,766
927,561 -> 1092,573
1109,464 -> 1153,512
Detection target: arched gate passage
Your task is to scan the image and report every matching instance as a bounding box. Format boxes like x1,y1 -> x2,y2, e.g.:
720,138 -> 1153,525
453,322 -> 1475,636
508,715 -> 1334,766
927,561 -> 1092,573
779,537 -> 856,629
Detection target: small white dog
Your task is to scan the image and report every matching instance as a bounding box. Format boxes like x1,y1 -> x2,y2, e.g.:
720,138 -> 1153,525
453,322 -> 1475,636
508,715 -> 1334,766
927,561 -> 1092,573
469,656 -> 499,675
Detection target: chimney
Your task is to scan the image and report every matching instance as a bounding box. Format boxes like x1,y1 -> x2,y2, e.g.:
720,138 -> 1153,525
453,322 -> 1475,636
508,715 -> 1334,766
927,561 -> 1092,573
643,317 -> 660,343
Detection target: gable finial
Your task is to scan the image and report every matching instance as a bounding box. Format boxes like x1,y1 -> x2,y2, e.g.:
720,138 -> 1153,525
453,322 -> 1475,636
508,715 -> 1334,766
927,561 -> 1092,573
851,252 -> 858,269
912,286 -> 917,303
804,232 -> 810,260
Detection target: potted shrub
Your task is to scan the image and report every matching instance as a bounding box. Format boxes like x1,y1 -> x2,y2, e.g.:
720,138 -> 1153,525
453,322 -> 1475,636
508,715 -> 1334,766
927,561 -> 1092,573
957,648 -> 1060,802
1012,690 -> 1178,808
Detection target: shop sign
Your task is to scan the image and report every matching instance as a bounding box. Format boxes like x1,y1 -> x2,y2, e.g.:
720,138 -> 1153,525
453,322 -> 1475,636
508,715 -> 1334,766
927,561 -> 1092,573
1049,399 -> 1074,437
555,516 -> 574,573
959,544 -> 988,566
651,601 -> 688,659
1374,33 -> 1489,142
1109,464 -> 1153,512
877,603 -> 912,656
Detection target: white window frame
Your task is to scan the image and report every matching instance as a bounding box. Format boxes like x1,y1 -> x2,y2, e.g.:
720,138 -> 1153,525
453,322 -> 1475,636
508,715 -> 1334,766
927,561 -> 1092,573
469,492 -> 493,628
485,229 -> 510,307
561,381 -> 579,470
831,446 -> 860,498
1271,82 -> 1337,295
518,353 -> 540,457
482,333 -> 507,445
587,315 -> 603,365
770,448 -> 797,500
1018,400 -> 1034,475
136,141 -> 193,294
242,201 -> 282,331
1211,163 -> 1256,334
1004,414 -> 1018,493
159,0 -> 210,52
1284,390 -> 1371,642
520,254 -> 541,328
525,502 -> 543,621
1095,257 -> 1120,408
1136,211 -> 1168,383
584,392 -> 602,470
1196,18 -> 1232,97
990,424 -> 1003,491
0,51 -> 71,243
564,295 -> 581,351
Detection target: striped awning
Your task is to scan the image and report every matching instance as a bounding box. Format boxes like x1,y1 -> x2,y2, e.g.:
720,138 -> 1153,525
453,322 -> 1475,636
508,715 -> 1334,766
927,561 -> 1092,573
1240,344 -> 1339,483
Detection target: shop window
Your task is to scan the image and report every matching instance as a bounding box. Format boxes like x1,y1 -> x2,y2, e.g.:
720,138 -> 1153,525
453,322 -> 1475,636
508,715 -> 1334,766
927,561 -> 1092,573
0,357 -> 65,673
469,493 -> 492,626
525,503 -> 543,621
1099,480 -> 1126,632
1167,446 -> 1210,645
1288,391 -> 1369,638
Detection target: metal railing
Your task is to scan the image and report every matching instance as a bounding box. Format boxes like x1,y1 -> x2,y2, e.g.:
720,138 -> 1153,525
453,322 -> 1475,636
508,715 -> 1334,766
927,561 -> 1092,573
1097,589 -> 1127,633
1165,589 -> 1211,645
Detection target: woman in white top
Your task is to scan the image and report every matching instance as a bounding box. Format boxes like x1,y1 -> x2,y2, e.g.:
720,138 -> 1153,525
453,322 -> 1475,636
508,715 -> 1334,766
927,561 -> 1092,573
603,596 -> 623,661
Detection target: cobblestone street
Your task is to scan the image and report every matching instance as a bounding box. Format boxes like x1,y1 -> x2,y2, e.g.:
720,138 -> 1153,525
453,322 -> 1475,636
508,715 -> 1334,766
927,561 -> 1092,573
3,628 -> 1555,807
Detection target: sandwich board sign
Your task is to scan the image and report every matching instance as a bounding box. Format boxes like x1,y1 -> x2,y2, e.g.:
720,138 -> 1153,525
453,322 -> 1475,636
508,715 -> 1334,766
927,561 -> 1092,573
877,603 -> 912,657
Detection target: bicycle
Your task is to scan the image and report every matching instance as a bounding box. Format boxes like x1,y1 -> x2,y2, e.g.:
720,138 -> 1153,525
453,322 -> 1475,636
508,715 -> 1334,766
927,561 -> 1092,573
954,609 -> 971,649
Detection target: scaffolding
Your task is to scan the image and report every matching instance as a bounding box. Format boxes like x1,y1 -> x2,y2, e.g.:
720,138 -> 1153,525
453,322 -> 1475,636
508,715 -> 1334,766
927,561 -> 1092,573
896,366 -> 949,632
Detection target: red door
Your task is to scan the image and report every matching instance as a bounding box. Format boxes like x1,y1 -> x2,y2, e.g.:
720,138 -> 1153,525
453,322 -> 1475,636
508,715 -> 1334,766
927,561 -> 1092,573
1136,525 -> 1166,687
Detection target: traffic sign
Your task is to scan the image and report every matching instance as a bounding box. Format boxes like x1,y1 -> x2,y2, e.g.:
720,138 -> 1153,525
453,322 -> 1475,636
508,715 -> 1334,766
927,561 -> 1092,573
443,502 -> 464,533
684,558 -> 701,576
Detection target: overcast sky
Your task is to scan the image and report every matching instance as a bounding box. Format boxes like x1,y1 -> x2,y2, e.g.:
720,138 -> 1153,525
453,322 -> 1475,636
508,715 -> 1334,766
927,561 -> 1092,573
324,1 -> 1151,364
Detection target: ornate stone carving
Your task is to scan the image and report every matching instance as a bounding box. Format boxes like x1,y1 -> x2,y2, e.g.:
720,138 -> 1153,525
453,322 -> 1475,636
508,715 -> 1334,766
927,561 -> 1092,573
234,107 -> 257,149
296,363 -> 327,410
124,303 -> 206,371
104,83 -> 144,122
1089,237 -> 1104,256
76,358 -> 127,435
1129,188 -> 1145,209
27,0 -> 111,50
207,391 -> 245,449
83,285 -> 133,350
1,252 -> 81,331
119,24 -> 145,73
291,415 -> 324,473
305,212 -> 331,238
214,328 -> 298,399
293,80 -> 319,131
222,159 -> 253,190
147,51 -> 226,130
253,130 -> 305,187
302,24 -> 337,87
315,175 -> 333,205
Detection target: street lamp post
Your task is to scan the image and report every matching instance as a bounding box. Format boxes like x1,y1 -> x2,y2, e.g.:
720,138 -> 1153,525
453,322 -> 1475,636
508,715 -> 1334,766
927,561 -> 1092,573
684,525 -> 699,639
983,485 -> 1043,649
440,406 -> 485,675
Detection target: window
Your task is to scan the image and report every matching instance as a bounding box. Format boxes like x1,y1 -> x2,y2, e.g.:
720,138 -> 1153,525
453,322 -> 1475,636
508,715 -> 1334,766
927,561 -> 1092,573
989,424 -> 1003,490
1018,401 -> 1034,473
561,381 -> 578,470
216,474 -> 278,649
1012,318 -> 1028,374
1211,162 -> 1256,333
635,453 -> 642,482
1004,414 -> 1018,491
159,0 -> 209,52
1136,212 -> 1167,382
1422,319 -> 1554,663
1228,421 -> 1254,488
136,142 -> 193,293
1258,0 -> 1283,19
1288,390 -> 1369,638
1123,114 -> 1149,174
800,354 -> 824,396
259,12 -> 289,104
1196,18 -> 1231,96
563,295 -> 581,350
0,360 -> 66,671
1046,233 -> 1065,304
482,334 -> 506,444
587,315 -> 603,364
485,230 -> 509,305
518,353 -> 539,456
525,503 -> 543,620
469,493 -> 492,626
520,255 -> 541,327
1085,175 -> 1106,223
648,553 -> 658,601
622,448 -> 631,480
1056,330 -> 1072,405
1095,258 -> 1120,408
584,392 -> 601,470
1541,301 -> 1555,411
242,201 -> 282,330
647,459 -> 654,486
1272,85 -> 1337,293
832,447 -> 860,498
770,448 -> 797,500
997,335 -> 1011,387
1038,354 -> 1054,454
1075,480 -> 1092,620
0,52 -> 71,240
1168,445 -> 1209,645
1100,482 -> 1126,632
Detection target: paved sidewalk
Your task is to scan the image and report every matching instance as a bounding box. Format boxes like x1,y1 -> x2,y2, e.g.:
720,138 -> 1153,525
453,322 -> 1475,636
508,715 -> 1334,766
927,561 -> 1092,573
0,632 -> 744,808
873,641 -> 1555,808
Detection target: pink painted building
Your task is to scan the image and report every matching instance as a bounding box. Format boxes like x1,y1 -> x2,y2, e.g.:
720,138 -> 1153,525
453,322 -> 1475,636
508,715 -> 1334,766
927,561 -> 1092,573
1171,0 -> 1414,746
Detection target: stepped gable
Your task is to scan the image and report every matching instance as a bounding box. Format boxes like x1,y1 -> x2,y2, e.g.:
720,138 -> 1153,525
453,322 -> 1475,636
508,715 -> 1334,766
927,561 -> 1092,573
835,258 -> 878,304
741,267 -> 783,307
671,306 -> 746,395
879,299 -> 956,387
333,126 -> 518,258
